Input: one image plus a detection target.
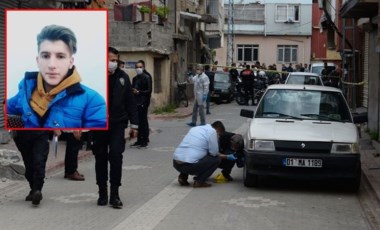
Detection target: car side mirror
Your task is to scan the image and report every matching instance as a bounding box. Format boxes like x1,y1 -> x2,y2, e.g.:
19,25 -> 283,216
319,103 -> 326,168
352,112 -> 367,124
240,109 -> 254,118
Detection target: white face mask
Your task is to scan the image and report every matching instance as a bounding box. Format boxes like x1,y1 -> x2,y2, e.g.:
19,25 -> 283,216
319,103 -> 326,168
136,68 -> 144,75
108,61 -> 118,73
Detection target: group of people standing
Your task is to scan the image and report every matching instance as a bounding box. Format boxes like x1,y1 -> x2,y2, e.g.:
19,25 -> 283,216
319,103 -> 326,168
5,24 -> 152,208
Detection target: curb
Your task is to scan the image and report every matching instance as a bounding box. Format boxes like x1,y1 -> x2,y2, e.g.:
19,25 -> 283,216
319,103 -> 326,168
149,112 -> 192,120
45,150 -> 93,174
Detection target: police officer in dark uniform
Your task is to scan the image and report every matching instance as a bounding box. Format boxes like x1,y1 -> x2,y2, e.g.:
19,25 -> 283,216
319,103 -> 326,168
92,47 -> 139,209
131,60 -> 152,148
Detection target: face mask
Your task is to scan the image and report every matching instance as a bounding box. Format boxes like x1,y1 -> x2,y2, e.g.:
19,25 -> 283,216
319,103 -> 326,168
136,68 -> 144,75
108,61 -> 117,72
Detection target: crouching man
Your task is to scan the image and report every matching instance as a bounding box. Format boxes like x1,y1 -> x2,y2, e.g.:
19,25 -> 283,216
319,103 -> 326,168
173,121 -> 237,188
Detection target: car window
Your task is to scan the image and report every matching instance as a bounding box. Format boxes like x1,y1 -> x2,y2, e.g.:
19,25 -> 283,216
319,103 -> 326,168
214,73 -> 230,83
255,89 -> 352,122
286,75 -> 322,85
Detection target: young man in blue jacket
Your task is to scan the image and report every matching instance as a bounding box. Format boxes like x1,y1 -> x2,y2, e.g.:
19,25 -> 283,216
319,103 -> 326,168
6,24 -> 106,128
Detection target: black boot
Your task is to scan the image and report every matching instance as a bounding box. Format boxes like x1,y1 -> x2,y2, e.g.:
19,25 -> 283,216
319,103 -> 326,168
109,186 -> 123,209
31,190 -> 43,206
97,186 -> 108,206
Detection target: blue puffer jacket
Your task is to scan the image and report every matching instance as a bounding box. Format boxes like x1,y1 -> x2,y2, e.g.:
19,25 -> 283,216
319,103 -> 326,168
7,71 -> 107,128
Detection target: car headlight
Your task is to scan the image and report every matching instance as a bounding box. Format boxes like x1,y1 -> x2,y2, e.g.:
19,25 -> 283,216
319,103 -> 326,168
247,140 -> 275,151
331,143 -> 359,154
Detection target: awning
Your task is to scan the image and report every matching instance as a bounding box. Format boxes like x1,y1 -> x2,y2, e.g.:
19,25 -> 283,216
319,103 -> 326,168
340,0 -> 378,18
180,11 -> 218,24
180,11 -> 201,22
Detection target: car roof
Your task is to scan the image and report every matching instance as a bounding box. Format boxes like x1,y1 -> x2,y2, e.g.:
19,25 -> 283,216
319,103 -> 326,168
310,62 -> 335,67
267,84 -> 342,92
288,72 -> 320,77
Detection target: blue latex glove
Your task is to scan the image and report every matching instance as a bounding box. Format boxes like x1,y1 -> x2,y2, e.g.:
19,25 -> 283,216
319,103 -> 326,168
227,154 -> 237,161
202,94 -> 207,102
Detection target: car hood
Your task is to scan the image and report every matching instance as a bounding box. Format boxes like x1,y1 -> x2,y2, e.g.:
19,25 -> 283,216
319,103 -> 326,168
248,118 -> 358,143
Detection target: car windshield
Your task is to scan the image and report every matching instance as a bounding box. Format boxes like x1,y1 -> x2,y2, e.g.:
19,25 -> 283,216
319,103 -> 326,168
311,66 -> 335,75
286,75 -> 322,85
214,73 -> 230,83
255,89 -> 352,122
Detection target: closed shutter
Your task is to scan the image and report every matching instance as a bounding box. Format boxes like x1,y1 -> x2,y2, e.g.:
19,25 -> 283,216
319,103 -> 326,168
0,1 -> 19,129
362,32 -> 369,108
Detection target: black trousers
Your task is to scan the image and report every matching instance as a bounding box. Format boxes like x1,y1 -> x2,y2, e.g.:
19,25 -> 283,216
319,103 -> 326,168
64,133 -> 82,174
173,155 -> 221,183
137,105 -> 149,145
13,131 -> 50,191
92,125 -> 126,188
218,159 -> 235,177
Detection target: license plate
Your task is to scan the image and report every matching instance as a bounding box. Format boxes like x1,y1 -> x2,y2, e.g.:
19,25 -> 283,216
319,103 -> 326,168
282,158 -> 322,168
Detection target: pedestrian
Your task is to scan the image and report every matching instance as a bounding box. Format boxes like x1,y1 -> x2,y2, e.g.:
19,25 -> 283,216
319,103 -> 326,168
239,65 -> 255,105
204,65 -> 214,115
6,24 -> 106,128
13,130 -> 50,206
91,47 -> 139,209
173,121 -> 237,188
186,64 -> 210,127
61,130 -> 85,181
287,63 -> 294,72
229,63 -> 240,83
130,60 -> 152,149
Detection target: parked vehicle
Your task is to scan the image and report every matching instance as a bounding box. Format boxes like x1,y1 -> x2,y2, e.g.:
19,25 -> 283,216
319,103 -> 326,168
285,72 -> 324,86
310,62 -> 335,76
240,84 -> 362,191
211,72 -> 235,104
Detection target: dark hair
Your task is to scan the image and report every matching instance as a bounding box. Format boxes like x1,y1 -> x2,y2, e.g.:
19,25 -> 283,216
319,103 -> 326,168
108,46 -> 119,55
211,121 -> 225,132
138,60 -> 146,68
37,24 -> 77,54
205,65 -> 211,71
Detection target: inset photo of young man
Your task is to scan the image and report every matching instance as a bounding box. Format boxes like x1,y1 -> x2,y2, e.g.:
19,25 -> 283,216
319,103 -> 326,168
5,10 -> 108,129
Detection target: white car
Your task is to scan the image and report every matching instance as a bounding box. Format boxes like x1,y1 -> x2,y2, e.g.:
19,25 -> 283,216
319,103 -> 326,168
285,72 -> 324,86
240,84 -> 362,191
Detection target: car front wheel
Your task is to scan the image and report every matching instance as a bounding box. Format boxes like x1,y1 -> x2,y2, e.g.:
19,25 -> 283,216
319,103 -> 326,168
243,163 -> 259,187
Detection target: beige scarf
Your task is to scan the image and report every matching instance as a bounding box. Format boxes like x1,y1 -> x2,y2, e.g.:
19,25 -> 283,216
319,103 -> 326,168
30,68 -> 81,117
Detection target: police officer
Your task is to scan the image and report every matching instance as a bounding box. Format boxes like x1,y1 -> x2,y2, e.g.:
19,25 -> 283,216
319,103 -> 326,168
92,47 -> 139,209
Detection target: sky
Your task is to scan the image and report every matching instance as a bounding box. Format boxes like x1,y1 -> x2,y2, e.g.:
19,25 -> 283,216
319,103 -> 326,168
6,10 -> 107,99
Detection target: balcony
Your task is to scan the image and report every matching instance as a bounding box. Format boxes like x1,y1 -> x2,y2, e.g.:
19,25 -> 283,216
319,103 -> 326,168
340,0 -> 378,18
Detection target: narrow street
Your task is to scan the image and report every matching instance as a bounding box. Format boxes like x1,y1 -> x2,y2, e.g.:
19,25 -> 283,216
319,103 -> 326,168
0,102 -> 376,230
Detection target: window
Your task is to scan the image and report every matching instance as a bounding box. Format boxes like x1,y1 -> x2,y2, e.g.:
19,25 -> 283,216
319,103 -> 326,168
277,45 -> 298,63
237,45 -> 259,62
276,4 -> 300,22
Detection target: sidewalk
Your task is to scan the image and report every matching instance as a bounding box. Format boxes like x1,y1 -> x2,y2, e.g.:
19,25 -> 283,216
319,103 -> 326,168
360,128 -> 380,202
0,104 -> 194,181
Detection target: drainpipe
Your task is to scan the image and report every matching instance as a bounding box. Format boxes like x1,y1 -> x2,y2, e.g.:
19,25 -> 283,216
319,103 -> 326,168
264,3 -> 267,36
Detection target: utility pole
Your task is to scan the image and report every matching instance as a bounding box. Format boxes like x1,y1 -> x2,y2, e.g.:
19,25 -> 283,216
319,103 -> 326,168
226,0 -> 234,67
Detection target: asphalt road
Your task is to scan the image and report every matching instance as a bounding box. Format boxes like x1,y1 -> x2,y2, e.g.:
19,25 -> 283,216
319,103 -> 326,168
0,102 -> 373,230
